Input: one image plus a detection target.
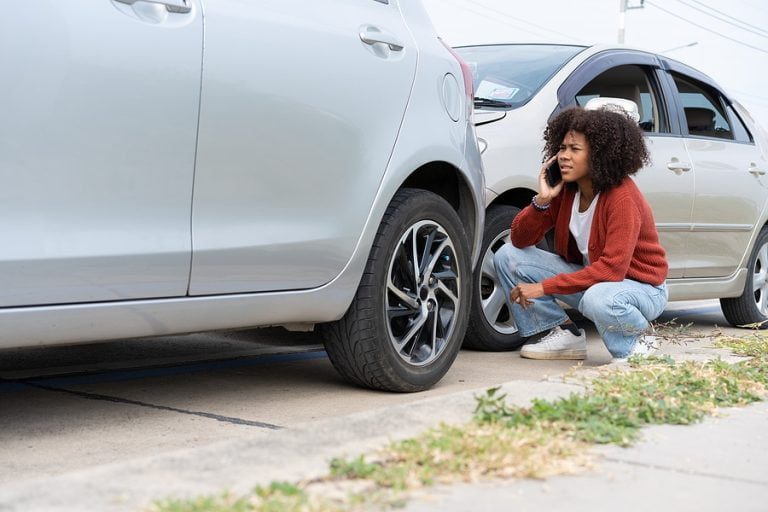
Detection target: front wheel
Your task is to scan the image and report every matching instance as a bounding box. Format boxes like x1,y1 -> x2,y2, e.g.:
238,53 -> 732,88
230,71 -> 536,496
321,188 -> 472,392
464,204 -> 524,351
464,204 -> 551,351
721,226 -> 768,328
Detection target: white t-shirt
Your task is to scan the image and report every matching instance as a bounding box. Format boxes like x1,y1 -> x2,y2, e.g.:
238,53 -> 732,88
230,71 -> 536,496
569,189 -> 600,265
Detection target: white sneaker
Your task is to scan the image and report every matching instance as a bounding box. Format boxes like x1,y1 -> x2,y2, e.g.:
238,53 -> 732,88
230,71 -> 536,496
520,325 -> 587,360
612,335 -> 659,363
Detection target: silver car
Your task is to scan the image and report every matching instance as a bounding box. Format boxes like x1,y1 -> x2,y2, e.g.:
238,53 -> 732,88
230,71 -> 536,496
455,43 -> 768,351
0,0 -> 484,392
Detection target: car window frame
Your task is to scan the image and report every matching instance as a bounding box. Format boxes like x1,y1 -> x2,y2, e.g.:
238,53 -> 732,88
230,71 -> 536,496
555,49 -> 680,136
658,57 -> 756,147
667,71 -> 735,141
726,104 -> 755,144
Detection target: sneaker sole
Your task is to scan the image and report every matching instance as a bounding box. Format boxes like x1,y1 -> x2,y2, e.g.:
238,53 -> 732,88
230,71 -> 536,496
520,349 -> 587,360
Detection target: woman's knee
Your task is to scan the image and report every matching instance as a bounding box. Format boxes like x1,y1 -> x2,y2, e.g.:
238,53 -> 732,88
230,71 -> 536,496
493,243 -> 520,277
579,282 -> 617,317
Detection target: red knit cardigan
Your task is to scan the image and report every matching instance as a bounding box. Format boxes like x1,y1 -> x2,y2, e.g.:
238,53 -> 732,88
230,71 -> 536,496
511,178 -> 668,296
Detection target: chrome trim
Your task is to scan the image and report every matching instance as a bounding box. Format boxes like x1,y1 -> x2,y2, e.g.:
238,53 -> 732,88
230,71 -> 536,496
113,0 -> 191,14
692,224 -> 753,232
656,223 -> 692,232
656,223 -> 753,232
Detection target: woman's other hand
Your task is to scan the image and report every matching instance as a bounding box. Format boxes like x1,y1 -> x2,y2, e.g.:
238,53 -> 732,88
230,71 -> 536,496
510,283 -> 544,309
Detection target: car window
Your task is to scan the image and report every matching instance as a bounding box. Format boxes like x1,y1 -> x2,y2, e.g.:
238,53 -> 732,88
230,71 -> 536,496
455,44 -> 585,109
727,104 -> 754,143
575,64 -> 664,133
671,73 -> 733,140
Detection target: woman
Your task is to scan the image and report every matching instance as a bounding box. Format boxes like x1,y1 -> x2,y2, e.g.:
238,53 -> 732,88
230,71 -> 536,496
493,105 -> 668,362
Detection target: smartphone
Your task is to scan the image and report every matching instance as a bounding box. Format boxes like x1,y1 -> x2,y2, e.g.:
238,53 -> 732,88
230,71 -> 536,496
545,159 -> 562,187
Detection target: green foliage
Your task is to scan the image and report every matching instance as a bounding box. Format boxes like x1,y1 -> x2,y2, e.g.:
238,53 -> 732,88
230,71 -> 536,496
329,455 -> 380,480
153,492 -> 253,512
473,355 -> 767,446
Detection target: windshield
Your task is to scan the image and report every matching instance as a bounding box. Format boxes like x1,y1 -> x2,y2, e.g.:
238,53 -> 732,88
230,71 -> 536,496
455,44 -> 586,109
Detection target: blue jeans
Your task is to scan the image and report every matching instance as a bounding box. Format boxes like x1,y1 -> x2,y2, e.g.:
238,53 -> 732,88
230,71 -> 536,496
493,244 -> 668,359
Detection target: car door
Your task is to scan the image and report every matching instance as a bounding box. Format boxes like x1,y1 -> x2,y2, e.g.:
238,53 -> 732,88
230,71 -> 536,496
189,0 -> 418,295
562,55 -> 694,278
0,0 -> 202,307
667,70 -> 768,278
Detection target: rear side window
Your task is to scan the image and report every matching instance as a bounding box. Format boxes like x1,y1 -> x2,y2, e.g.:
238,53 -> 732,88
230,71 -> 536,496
575,64 -> 664,133
671,73 -> 733,140
455,44 -> 585,109
727,104 -> 754,143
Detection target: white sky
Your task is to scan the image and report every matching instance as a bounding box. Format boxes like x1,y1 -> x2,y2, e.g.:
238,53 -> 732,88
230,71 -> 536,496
422,0 -> 768,129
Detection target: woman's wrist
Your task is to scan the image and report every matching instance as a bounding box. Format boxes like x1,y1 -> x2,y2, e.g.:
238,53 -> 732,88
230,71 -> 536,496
531,195 -> 551,211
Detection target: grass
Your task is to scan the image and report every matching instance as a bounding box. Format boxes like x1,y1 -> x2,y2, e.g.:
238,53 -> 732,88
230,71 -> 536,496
152,329 -> 768,512
475,354 -> 767,447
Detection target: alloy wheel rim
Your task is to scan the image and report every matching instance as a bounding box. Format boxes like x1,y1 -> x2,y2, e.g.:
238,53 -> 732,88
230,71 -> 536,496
753,241 -> 768,316
385,220 -> 460,367
478,229 -> 519,335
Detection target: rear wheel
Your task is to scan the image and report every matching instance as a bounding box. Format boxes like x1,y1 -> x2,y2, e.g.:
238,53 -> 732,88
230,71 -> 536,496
721,226 -> 768,328
322,188 -> 471,392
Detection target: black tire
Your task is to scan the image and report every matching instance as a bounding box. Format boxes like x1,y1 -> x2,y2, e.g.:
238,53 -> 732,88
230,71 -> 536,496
464,204 -> 549,351
321,188 -> 472,392
721,226 -> 768,328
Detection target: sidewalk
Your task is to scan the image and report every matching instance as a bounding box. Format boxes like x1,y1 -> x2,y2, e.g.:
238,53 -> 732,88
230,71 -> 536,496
1,332 -> 766,511
404,400 -> 768,512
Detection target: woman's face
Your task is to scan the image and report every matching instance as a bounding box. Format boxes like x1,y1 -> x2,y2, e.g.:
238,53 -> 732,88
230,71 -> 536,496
558,130 -> 590,184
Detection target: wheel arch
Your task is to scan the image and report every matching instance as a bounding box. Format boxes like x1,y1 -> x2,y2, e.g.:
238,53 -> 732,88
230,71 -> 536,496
488,187 -> 537,209
400,161 -> 479,248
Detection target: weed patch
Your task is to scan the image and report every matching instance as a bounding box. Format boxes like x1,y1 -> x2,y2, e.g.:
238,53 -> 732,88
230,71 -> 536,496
475,355 -> 767,447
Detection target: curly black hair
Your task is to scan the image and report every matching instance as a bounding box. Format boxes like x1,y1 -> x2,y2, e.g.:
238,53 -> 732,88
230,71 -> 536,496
542,106 -> 651,193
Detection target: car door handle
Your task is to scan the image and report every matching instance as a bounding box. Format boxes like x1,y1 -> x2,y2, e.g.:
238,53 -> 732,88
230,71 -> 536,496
359,27 -> 404,51
666,160 -> 692,173
113,0 -> 191,13
749,166 -> 766,176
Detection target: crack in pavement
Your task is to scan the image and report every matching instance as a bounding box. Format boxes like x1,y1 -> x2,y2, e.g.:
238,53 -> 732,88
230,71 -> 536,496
20,381 -> 283,430
602,456 -> 768,487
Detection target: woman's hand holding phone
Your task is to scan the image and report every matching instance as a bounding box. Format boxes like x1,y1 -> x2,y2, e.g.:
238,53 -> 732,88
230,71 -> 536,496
536,155 -> 565,205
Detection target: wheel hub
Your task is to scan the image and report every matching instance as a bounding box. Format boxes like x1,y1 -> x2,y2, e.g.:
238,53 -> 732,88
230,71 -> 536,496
385,220 -> 461,367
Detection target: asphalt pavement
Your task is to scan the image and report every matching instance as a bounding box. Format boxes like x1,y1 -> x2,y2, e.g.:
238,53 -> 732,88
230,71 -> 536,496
1,300 -> 765,511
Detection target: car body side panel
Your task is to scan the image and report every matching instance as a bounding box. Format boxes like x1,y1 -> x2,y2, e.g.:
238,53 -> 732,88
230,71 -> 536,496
0,0 -> 202,307
661,69 -> 768,278
189,0 -> 418,295
0,0 -> 484,349
633,136 -> 693,279
683,138 -> 767,277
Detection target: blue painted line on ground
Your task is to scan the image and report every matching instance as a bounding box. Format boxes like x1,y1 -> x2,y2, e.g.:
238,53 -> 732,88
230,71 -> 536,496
0,349 -> 328,394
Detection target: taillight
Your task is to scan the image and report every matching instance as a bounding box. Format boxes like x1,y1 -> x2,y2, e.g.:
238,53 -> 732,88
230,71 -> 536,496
439,38 -> 474,120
